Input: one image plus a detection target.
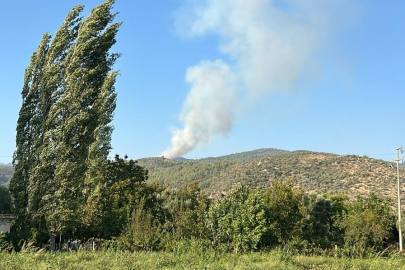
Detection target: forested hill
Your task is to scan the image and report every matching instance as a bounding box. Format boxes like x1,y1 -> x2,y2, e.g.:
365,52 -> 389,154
138,149 -> 402,202
174,148 -> 291,163
0,164 -> 13,185
2,148 -> 402,202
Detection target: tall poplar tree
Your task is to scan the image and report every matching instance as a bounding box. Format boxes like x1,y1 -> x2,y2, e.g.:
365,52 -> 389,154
41,0 -> 121,240
10,33 -> 51,230
10,0 -> 120,243
28,5 -> 84,231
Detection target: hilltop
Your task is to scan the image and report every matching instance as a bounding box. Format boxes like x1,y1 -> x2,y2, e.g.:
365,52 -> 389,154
138,148 -> 402,202
173,148 -> 291,163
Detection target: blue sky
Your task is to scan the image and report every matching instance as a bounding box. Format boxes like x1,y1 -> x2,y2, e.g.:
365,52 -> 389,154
0,0 -> 404,164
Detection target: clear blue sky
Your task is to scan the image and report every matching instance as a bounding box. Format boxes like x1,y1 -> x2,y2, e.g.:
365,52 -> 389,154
0,0 -> 404,164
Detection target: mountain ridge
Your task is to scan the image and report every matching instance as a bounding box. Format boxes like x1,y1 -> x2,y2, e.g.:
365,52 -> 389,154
138,148 -> 402,203
173,148 -> 291,163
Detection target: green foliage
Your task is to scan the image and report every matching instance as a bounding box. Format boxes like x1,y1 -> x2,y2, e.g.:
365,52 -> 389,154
80,155 -> 162,241
177,148 -> 291,163
0,165 -> 13,185
138,151 -> 399,206
10,0 -> 121,247
0,186 -> 11,213
302,193 -> 346,249
0,232 -> 13,252
264,180 -> 306,246
339,193 -> 395,257
119,198 -> 162,251
161,181 -> 210,244
208,185 -> 267,252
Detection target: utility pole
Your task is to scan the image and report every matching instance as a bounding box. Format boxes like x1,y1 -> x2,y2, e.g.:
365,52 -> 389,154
395,146 -> 404,252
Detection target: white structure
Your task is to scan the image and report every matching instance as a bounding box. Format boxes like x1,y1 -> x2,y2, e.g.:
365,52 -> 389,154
0,214 -> 17,233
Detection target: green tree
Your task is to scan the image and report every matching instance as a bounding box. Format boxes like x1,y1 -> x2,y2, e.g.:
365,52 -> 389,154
263,180 -> 306,247
0,186 -> 11,214
208,185 -> 267,252
160,181 -> 210,247
10,0 -> 121,248
10,33 -> 51,230
28,5 -> 84,239
41,0 -> 121,244
81,155 -> 155,240
119,197 -> 162,251
300,193 -> 347,250
339,193 -> 394,257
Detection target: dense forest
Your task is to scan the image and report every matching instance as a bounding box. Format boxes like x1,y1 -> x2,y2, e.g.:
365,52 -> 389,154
0,0 -> 403,260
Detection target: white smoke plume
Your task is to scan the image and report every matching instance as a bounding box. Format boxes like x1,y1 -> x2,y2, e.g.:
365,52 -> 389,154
162,0 -> 355,158
162,60 -> 237,158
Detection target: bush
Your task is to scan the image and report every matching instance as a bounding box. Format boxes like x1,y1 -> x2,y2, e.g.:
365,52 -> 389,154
0,232 -> 13,252
338,193 -> 395,257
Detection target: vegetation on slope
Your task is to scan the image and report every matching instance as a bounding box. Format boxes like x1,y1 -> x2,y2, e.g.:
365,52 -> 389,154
174,148 -> 291,163
0,164 -> 13,185
139,151 -> 400,203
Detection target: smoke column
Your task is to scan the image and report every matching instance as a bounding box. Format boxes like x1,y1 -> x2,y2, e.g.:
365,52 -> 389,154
162,0 -> 356,158
163,60 -> 237,158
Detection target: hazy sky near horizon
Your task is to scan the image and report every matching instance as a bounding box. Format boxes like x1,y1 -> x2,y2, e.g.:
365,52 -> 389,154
0,0 -> 404,164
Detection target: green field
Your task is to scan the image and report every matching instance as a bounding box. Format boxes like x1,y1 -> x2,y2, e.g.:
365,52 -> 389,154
1,250 -> 405,270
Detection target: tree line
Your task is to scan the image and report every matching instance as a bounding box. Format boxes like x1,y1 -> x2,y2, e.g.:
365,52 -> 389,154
2,179 -> 398,257
123,181 -> 395,257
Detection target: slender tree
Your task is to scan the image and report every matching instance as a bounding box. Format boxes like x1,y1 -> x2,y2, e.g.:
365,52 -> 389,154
10,0 -> 121,247
10,33 -> 51,230
28,5 -> 84,230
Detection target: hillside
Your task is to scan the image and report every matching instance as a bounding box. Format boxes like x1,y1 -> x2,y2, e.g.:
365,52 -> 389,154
138,149 -> 402,203
1,148 -> 403,203
0,164 -> 13,185
173,148 -> 290,163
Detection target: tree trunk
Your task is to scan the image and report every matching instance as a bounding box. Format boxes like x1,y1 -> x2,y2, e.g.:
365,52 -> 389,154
50,234 -> 56,251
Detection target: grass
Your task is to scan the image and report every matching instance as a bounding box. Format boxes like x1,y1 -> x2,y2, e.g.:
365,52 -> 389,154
1,249 -> 405,269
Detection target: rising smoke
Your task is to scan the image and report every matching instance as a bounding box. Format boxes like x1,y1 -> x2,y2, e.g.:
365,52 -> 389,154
162,0 -> 356,158
163,60 -> 237,158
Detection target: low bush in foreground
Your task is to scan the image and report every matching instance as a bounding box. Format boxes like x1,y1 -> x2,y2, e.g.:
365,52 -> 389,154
1,249 -> 405,270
